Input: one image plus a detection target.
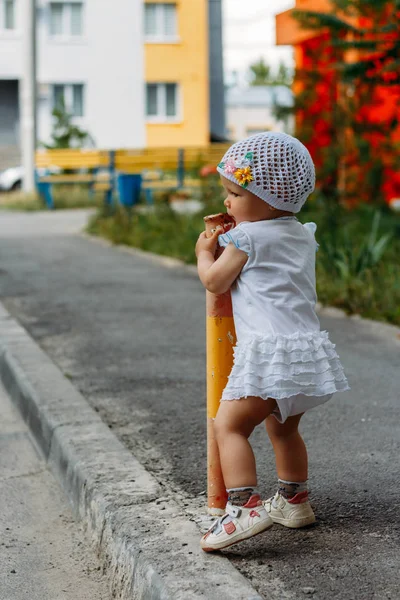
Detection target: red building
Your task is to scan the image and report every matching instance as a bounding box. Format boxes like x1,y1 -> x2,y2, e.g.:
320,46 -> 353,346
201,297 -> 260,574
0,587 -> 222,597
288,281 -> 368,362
276,0 -> 400,205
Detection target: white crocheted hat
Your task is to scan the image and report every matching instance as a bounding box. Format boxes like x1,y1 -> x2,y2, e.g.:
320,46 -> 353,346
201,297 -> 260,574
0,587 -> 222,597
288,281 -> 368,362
217,132 -> 315,213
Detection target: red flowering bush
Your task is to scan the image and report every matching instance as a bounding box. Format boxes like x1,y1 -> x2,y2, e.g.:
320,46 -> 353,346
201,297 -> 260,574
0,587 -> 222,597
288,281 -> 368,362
200,164 -> 218,177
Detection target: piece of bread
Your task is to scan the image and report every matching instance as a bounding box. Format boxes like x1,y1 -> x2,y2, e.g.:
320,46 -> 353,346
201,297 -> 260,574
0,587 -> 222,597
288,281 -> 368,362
203,213 -> 235,236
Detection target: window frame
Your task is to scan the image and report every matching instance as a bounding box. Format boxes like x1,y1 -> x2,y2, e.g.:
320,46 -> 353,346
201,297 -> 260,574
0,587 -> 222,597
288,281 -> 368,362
71,83 -> 84,117
145,82 -> 181,123
4,0 -> 15,30
0,0 -> 17,32
69,2 -> 83,36
48,1 -> 84,40
144,2 -> 179,44
52,83 -> 85,118
53,84 -> 66,111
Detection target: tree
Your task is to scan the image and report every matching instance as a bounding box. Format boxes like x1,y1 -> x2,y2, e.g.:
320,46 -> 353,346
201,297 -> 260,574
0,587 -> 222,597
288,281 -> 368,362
249,58 -> 293,87
294,1 -> 400,86
43,99 -> 93,149
275,61 -> 293,86
291,0 -> 400,206
249,58 -> 272,86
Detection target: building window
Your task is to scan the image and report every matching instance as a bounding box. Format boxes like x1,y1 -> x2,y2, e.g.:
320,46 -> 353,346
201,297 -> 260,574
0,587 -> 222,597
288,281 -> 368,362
144,3 -> 177,41
2,0 -> 15,29
50,3 -> 63,34
165,83 -> 176,117
53,84 -> 65,110
146,84 -> 158,117
146,83 -> 179,120
72,84 -> 84,117
53,84 -> 85,117
49,2 -> 83,37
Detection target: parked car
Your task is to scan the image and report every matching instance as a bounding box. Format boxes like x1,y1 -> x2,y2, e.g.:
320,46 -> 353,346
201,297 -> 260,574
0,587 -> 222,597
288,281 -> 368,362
0,166 -> 24,191
0,165 -> 63,192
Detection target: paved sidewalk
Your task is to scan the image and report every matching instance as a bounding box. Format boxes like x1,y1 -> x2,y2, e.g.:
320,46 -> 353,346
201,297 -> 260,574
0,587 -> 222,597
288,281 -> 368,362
0,380 -> 109,600
0,209 -> 399,599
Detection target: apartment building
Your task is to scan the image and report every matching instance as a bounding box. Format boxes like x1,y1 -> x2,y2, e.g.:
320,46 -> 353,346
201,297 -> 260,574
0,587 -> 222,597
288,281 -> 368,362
145,0 -> 210,147
0,0 -> 224,163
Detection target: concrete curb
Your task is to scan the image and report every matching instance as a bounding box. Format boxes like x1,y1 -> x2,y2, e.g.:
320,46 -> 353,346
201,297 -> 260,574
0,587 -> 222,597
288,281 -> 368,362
0,302 -> 264,600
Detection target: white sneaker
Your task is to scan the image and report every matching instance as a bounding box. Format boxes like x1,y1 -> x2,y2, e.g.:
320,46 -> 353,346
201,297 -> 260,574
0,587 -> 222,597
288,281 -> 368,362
200,494 -> 273,552
263,491 -> 316,528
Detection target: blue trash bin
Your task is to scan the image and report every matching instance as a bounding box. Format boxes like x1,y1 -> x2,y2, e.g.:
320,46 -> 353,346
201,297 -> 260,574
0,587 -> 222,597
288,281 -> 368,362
117,174 -> 142,206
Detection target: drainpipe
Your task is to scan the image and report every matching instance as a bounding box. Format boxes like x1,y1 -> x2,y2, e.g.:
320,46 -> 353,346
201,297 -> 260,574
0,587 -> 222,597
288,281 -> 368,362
21,0 -> 37,192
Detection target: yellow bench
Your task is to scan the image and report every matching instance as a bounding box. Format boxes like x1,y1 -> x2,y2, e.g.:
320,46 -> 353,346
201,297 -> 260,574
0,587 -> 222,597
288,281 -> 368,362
115,146 -> 229,203
35,145 -> 230,208
114,145 -> 229,174
35,149 -> 114,208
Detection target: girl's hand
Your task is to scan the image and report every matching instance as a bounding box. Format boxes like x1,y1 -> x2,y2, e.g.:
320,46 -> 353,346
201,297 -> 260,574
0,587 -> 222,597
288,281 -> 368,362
195,227 -> 222,258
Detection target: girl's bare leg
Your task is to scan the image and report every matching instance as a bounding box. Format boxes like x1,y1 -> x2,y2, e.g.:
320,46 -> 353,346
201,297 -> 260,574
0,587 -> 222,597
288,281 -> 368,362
214,396 -> 277,489
265,413 -> 308,482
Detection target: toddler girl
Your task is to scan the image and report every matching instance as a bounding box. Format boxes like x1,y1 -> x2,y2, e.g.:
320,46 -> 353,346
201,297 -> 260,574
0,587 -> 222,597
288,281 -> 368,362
195,132 -> 350,552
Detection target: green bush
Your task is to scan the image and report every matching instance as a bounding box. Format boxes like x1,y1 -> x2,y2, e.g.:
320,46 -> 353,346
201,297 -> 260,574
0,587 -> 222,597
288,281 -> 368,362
299,201 -> 400,324
88,203 -> 205,264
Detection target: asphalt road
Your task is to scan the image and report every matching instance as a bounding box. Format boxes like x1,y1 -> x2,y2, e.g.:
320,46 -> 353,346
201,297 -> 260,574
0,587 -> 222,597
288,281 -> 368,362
0,209 -> 399,600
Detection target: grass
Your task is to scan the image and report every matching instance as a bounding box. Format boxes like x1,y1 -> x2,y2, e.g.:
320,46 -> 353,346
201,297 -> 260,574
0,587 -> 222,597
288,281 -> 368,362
300,200 -> 400,325
88,203 -> 205,264
0,186 -> 103,211
86,184 -> 400,327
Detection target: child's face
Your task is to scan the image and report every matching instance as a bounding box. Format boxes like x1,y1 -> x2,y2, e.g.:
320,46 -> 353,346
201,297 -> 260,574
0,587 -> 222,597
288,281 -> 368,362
220,175 -> 275,224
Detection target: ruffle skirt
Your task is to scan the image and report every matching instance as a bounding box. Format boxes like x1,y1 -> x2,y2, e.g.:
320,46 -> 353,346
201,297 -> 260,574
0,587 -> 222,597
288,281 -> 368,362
221,330 -> 350,417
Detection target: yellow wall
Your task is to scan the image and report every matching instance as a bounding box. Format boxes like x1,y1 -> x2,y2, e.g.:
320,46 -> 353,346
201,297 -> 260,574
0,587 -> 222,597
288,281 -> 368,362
145,0 -> 209,148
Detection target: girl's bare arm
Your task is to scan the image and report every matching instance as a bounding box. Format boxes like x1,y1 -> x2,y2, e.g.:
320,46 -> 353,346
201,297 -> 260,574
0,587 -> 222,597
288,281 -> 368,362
197,240 -> 248,295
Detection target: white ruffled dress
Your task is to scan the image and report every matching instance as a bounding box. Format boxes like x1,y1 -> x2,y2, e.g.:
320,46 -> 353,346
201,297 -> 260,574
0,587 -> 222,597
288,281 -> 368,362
218,216 -> 350,423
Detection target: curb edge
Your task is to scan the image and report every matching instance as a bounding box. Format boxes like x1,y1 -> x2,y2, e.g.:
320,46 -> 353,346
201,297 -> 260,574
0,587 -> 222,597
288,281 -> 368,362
0,302 -> 264,600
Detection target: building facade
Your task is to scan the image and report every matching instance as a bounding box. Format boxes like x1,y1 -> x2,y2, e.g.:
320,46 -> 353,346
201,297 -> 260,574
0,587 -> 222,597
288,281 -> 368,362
0,0 -> 145,153
144,0 -> 210,148
226,85 -> 293,142
0,0 -> 223,164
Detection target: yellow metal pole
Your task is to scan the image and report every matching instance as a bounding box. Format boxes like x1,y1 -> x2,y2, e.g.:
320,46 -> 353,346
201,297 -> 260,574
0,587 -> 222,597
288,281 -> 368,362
204,214 -> 237,515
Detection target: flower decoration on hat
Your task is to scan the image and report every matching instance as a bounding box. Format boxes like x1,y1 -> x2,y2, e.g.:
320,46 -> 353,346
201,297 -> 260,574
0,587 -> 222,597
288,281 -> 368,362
218,152 -> 254,188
